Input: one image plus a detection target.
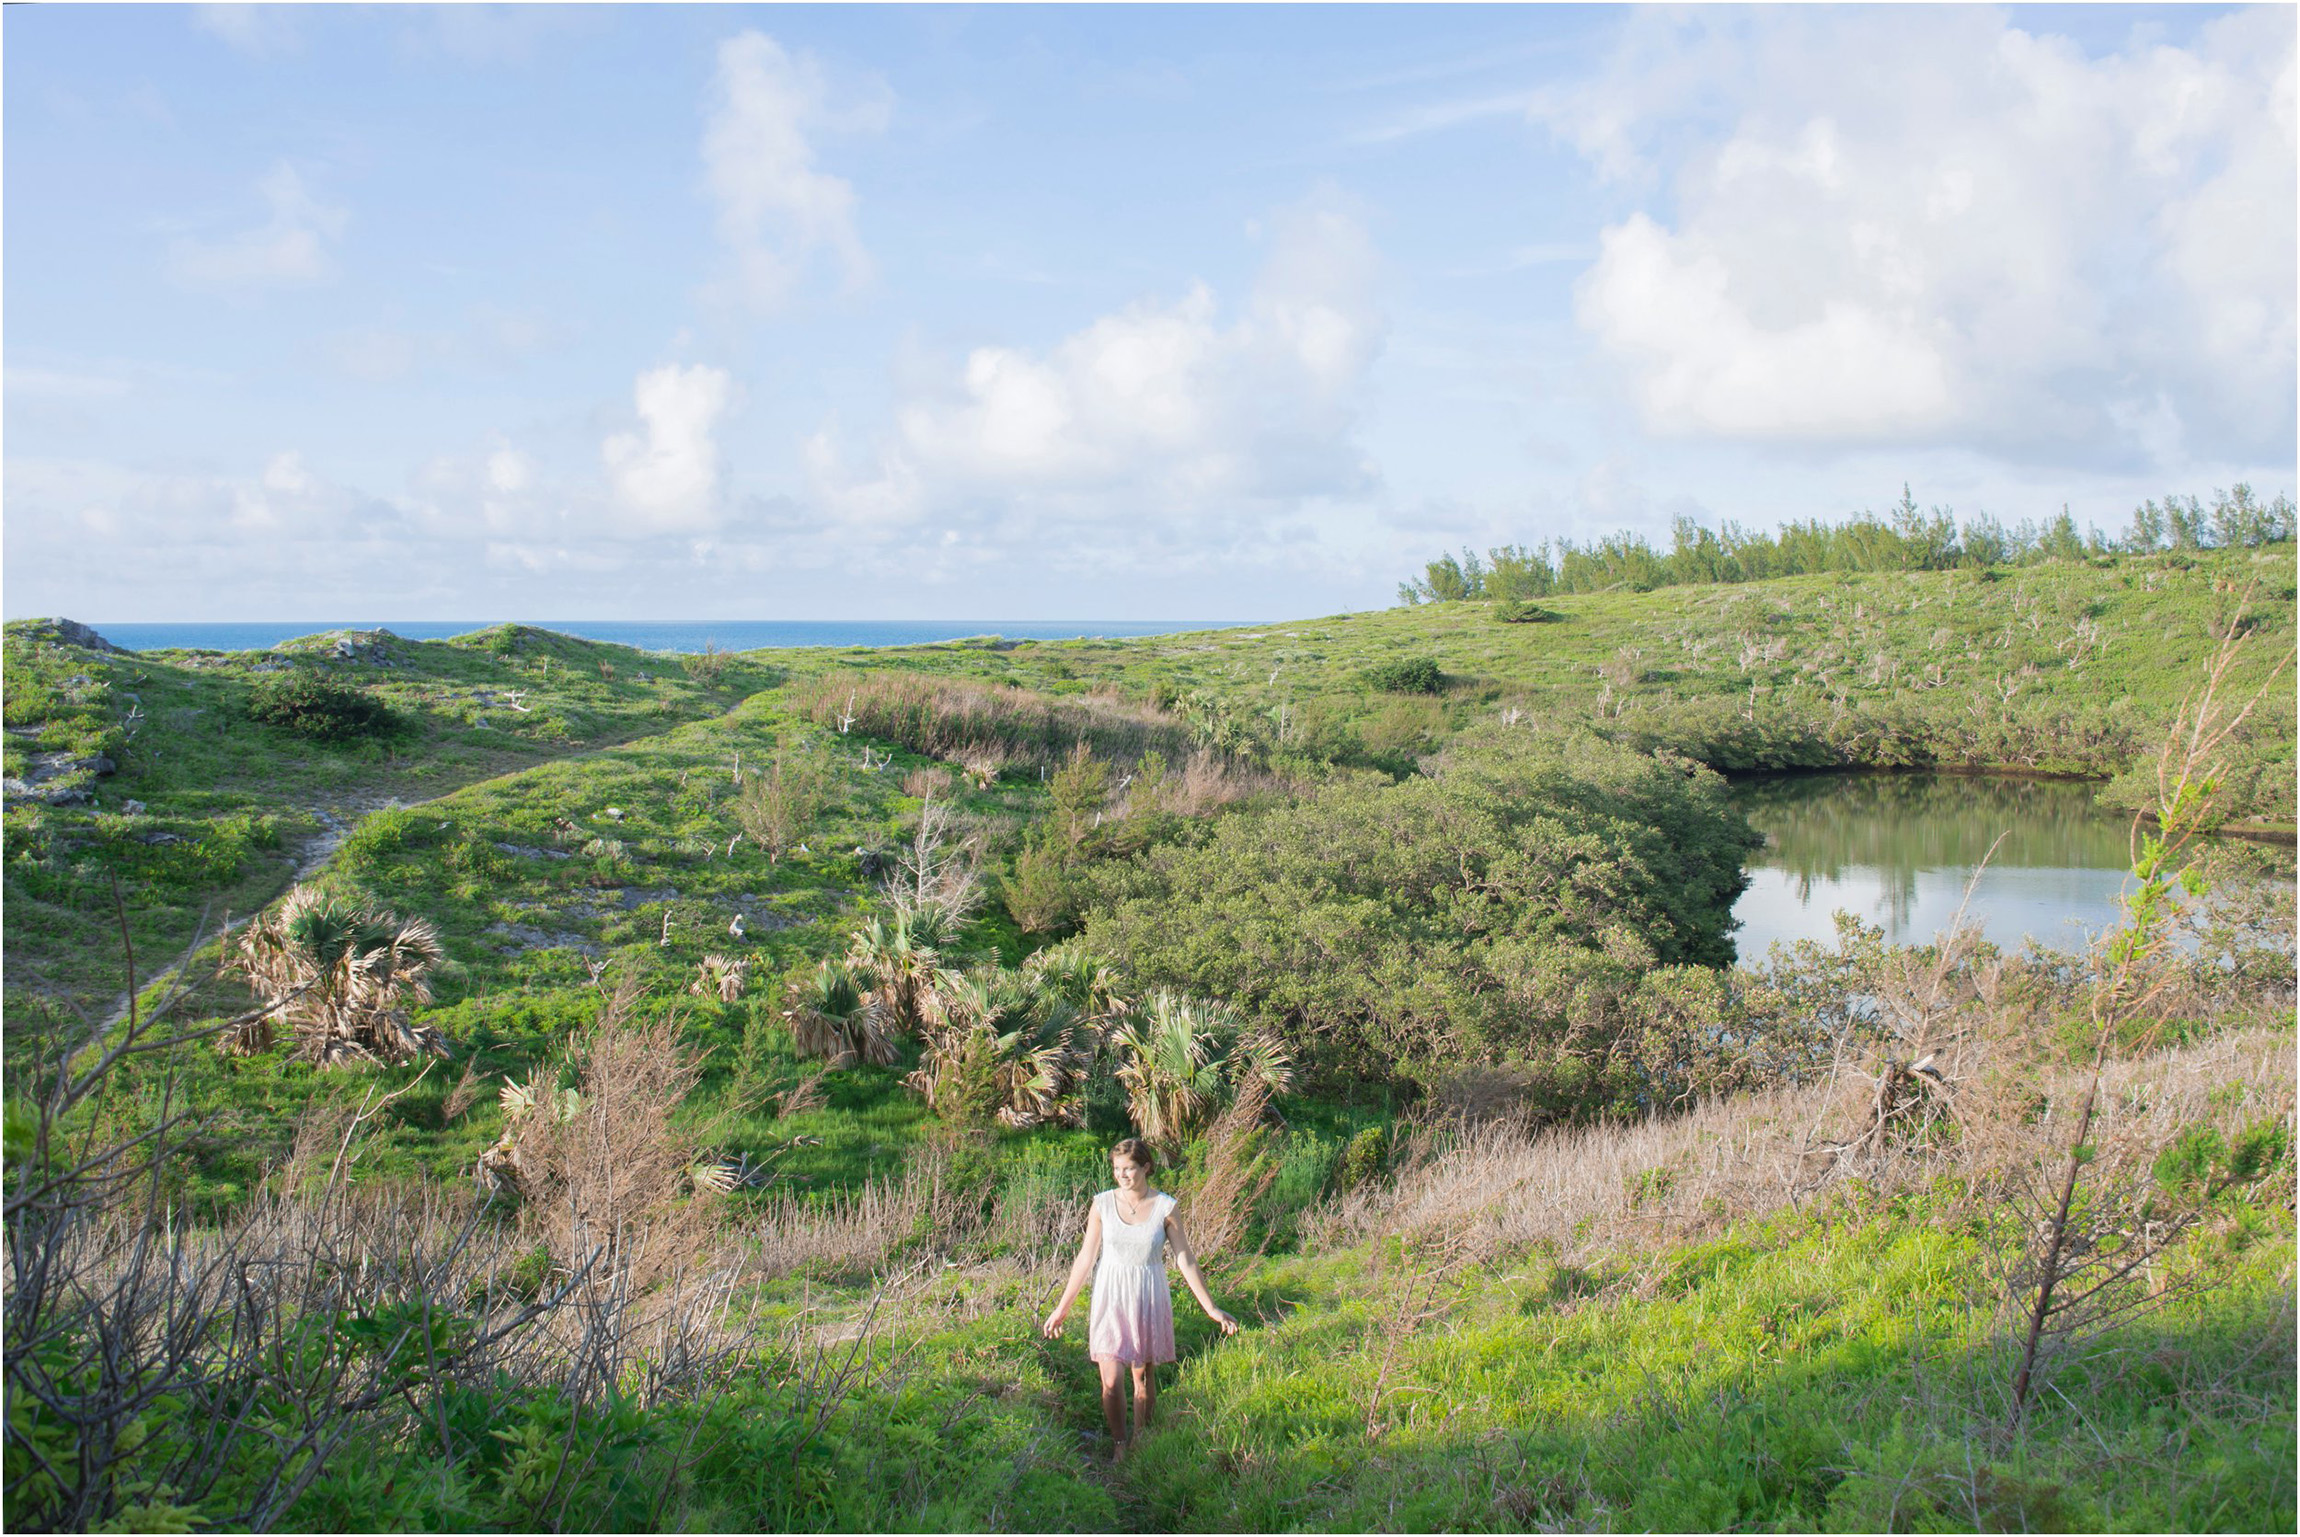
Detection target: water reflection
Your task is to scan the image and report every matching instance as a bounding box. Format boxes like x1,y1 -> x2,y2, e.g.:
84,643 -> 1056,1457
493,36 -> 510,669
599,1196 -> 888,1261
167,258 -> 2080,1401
1729,773 -> 2144,959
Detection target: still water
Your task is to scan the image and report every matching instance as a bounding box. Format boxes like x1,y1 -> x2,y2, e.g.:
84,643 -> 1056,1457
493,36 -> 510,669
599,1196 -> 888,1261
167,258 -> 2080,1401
1728,773 -> 2148,960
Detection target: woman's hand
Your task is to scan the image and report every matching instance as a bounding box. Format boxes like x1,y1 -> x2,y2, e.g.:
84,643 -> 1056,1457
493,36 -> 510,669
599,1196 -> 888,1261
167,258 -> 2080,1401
1209,1308 -> 1240,1337
1040,1305 -> 1070,1339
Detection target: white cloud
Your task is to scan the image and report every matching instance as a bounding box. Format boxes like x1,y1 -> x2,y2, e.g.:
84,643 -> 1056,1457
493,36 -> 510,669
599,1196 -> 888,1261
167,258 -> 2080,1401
166,163 -> 346,292
319,306 -> 570,381
1552,7 -> 2296,465
701,32 -> 883,314
817,189 -> 1384,529
192,4 -> 299,57
485,447 -> 532,495
601,364 -> 735,531
1577,214 -> 1955,439
4,453 -> 403,562
399,6 -> 597,65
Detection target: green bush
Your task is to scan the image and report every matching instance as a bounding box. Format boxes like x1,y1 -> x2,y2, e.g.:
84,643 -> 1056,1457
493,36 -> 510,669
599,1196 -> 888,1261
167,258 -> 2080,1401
1332,1124 -> 1389,1191
1084,726 -> 1772,1102
246,672 -> 398,744
1492,601 -> 1563,624
1363,656 -> 1445,694
1002,836 -> 1086,934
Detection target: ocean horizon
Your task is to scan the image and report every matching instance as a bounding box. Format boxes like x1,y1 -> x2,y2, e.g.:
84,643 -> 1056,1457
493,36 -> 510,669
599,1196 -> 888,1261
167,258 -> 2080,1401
79,618 -> 1263,655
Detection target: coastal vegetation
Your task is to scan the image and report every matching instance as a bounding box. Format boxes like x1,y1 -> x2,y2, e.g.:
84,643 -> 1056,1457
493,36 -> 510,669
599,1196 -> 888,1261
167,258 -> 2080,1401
3,511 -> 2293,1532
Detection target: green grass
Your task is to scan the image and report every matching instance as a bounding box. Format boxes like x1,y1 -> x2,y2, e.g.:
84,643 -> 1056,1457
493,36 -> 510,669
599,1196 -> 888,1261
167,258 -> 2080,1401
5,561 -> 2294,1532
10,554 -> 2295,1204
1116,1207 -> 2296,1532
2,621 -> 777,1029
830,546 -> 2296,826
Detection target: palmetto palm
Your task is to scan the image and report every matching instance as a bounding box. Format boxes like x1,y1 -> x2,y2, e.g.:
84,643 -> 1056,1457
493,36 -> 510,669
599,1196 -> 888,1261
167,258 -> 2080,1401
908,968 -> 1090,1128
689,952 -> 750,1004
228,883 -> 446,1066
901,970 -> 1090,1127
1022,937 -> 1129,1031
845,909 -> 956,1038
781,958 -> 898,1069
1107,990 -> 1238,1153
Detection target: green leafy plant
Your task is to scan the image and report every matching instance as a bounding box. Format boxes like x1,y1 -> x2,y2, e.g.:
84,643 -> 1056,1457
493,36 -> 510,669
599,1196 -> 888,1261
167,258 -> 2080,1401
782,957 -> 897,1069
1363,656 -> 1445,695
246,672 -> 399,744
1492,601 -> 1563,624
906,968 -> 1090,1129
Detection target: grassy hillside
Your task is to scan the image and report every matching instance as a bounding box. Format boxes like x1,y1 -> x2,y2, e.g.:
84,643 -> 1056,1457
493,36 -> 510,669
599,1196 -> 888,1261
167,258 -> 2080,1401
832,544 -> 2296,829
2,622 -> 774,1031
4,546 -> 2294,1533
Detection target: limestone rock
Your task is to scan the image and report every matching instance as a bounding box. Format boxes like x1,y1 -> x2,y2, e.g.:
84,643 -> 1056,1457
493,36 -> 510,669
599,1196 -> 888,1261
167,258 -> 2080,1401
12,618 -> 123,654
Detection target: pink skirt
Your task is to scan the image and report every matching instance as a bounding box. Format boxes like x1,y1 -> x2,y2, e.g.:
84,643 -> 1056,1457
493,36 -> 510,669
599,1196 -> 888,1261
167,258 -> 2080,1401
1087,1264 -> 1176,1365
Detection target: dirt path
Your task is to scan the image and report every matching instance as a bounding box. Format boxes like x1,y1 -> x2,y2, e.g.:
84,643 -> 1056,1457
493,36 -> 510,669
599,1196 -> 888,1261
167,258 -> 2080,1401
91,692 -> 768,1034
94,791 -> 446,1033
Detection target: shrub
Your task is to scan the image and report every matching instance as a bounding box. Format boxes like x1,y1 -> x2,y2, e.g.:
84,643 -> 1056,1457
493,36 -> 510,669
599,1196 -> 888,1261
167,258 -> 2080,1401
1333,1124 -> 1390,1192
1084,727 -> 1766,1102
1003,836 -> 1086,935
735,747 -> 832,863
246,671 -> 398,743
1493,601 -> 1563,624
1363,657 -> 1445,695
226,882 -> 446,1064
682,643 -> 733,687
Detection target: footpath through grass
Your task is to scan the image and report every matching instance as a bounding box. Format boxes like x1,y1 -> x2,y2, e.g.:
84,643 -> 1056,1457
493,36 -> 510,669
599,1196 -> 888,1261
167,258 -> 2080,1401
5,551 -> 2295,1533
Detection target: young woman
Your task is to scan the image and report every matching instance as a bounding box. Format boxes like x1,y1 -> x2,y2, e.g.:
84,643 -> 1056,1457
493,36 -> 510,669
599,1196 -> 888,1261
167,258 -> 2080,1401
1041,1139 -> 1239,1460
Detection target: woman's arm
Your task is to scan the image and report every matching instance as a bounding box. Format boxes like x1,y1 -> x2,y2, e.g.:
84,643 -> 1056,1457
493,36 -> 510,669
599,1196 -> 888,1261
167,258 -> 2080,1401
1165,1215 -> 1240,1335
1041,1201 -> 1103,1338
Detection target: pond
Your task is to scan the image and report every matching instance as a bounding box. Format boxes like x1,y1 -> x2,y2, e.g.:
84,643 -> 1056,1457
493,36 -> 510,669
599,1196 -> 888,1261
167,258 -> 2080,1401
1728,772 -> 2156,961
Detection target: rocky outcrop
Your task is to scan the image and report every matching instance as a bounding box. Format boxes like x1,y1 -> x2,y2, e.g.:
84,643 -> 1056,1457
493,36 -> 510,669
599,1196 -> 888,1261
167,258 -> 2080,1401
2,750 -> 118,805
306,629 -> 401,666
11,618 -> 123,654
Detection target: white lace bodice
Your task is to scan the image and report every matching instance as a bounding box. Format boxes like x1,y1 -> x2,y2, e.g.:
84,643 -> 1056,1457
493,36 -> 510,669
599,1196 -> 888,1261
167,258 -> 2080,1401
1095,1188 -> 1174,1273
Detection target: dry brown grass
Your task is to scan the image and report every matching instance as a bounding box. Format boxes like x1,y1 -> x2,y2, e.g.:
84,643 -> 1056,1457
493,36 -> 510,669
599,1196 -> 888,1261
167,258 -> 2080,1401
485,979 -> 721,1293
746,1139 -> 962,1282
1177,1076 -> 1280,1260
1302,1025 -> 2295,1269
902,765 -> 953,801
796,669 -> 1203,774
745,1136 -> 1104,1284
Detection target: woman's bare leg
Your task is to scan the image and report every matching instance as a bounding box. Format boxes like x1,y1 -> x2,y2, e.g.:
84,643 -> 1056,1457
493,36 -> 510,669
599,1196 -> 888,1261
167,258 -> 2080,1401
1131,1364 -> 1157,1441
1097,1359 -> 1127,1454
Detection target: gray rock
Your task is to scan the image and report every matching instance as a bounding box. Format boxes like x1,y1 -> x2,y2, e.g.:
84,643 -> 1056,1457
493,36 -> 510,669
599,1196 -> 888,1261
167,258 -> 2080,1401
3,778 -> 92,806
493,841 -> 573,861
1,749 -> 119,806
26,752 -> 116,782
14,618 -> 123,654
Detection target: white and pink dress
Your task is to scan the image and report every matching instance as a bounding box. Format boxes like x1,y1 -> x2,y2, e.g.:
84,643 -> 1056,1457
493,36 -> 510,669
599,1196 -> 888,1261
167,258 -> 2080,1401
1087,1188 -> 1178,1366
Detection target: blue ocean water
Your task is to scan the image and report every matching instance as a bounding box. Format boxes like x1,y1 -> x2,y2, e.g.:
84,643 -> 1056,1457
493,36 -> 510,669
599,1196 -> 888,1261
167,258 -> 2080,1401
89,619 -> 1256,655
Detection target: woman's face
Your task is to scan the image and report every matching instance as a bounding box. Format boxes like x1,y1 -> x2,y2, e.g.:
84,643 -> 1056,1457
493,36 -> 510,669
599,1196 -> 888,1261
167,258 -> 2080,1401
1112,1155 -> 1149,1194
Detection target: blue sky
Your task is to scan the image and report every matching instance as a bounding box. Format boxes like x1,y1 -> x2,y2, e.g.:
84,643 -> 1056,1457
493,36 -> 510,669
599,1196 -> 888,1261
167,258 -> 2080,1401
5,3 -> 2292,621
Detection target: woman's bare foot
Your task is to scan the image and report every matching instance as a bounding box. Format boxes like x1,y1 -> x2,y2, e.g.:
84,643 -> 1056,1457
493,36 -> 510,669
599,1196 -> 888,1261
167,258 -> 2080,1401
1110,1437 -> 1130,1465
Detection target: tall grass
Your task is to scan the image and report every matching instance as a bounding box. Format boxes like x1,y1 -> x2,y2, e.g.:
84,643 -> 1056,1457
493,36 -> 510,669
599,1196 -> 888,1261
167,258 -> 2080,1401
795,670 -> 1205,774
1304,1025 -> 2294,1269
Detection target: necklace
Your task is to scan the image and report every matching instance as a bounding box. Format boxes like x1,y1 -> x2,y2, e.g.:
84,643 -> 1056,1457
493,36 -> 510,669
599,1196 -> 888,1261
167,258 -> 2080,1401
1115,1190 -> 1153,1225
